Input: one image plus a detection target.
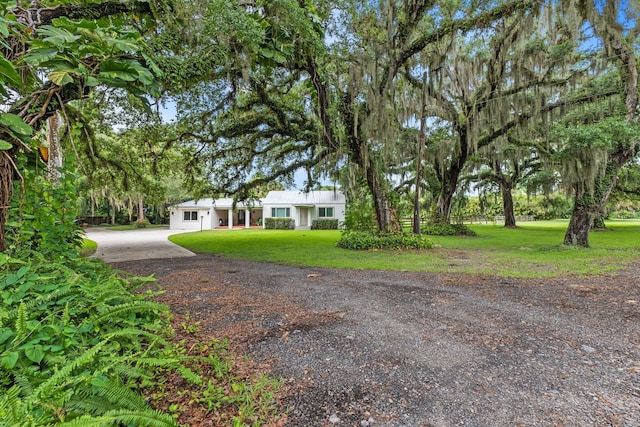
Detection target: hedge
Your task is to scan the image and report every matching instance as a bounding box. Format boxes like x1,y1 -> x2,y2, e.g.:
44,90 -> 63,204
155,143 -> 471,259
337,231 -> 433,250
264,218 -> 295,229
311,219 -> 339,230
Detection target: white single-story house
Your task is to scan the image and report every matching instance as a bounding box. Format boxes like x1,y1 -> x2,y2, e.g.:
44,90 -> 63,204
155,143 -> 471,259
261,190 -> 345,229
168,190 -> 345,231
168,198 -> 263,231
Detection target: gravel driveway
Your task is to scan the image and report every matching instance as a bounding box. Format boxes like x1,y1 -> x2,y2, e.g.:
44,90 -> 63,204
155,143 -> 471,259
111,254 -> 640,427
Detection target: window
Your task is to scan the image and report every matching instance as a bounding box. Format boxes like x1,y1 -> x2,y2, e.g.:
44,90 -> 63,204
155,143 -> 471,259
271,207 -> 290,217
318,207 -> 334,218
183,211 -> 198,221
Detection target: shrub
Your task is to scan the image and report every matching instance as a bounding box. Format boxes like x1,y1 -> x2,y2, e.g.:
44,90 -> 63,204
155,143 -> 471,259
610,209 -> 636,219
343,198 -> 377,231
337,231 -> 433,250
312,219 -> 339,229
136,218 -> 151,228
264,218 -> 295,229
422,222 -> 477,236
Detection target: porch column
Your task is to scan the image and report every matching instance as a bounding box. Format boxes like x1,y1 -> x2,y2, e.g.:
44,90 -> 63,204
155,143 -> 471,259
308,209 -> 312,228
228,209 -> 233,229
245,209 -> 250,228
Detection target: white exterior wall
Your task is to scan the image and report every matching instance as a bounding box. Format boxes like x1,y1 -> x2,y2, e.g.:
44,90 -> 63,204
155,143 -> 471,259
169,208 -> 213,230
313,203 -> 346,226
262,202 -> 345,229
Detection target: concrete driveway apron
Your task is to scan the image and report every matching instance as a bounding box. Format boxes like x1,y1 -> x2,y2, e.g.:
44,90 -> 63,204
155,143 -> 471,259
85,227 -> 195,263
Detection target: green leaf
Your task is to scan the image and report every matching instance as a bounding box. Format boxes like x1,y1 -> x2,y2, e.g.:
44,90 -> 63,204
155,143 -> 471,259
49,70 -> 74,86
0,140 -> 12,150
85,76 -> 100,86
1,351 -> 19,369
38,25 -> 81,45
25,345 -> 44,364
106,36 -> 140,53
0,329 -> 14,345
99,60 -> 138,82
0,21 -> 9,37
142,52 -> 163,77
0,113 -> 32,136
52,16 -> 98,30
0,56 -> 22,87
23,47 -> 60,65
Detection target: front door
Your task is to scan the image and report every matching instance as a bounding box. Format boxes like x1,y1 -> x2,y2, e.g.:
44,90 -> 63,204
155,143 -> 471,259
298,208 -> 308,227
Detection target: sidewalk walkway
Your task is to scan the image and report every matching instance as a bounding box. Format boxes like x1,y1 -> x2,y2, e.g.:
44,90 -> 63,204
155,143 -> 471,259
85,227 -> 195,263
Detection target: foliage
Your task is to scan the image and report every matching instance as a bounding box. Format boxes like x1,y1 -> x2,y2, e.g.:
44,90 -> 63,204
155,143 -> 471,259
0,251 -> 179,426
264,218 -> 294,229
6,154 -> 82,260
311,219 -> 339,230
336,231 -> 433,251
456,193 -> 572,221
0,0 -> 166,250
422,223 -> 477,237
342,197 -> 377,231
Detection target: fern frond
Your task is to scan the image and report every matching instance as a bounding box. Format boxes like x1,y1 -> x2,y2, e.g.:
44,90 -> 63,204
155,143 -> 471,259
90,302 -> 169,326
11,371 -> 34,397
57,409 -> 180,427
107,327 -> 172,345
13,302 -> 27,341
31,339 -> 108,401
176,365 -> 204,386
66,396 -> 119,416
93,378 -> 151,412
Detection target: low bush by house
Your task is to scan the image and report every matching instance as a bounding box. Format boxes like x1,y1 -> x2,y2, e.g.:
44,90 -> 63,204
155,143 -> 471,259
312,219 -> 339,230
264,218 -> 295,229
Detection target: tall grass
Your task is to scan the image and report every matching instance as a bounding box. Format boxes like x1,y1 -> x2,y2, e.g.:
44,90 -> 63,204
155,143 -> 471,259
169,220 -> 640,278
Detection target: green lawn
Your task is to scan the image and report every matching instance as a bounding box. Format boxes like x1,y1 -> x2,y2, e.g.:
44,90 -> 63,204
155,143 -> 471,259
79,238 -> 97,257
169,220 -> 640,278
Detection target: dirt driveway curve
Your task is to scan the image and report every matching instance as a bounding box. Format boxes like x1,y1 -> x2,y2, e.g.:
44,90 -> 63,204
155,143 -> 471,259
110,252 -> 640,427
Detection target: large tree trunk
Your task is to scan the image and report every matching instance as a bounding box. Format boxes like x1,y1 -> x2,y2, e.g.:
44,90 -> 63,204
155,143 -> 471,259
365,162 -> 396,232
433,162 -> 463,224
563,190 -> 598,248
137,196 -> 145,225
432,128 -> 468,224
502,182 -> 517,228
564,201 -> 593,247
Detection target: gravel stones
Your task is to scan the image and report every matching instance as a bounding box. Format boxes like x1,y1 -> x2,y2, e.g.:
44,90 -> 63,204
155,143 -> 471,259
115,254 -> 640,427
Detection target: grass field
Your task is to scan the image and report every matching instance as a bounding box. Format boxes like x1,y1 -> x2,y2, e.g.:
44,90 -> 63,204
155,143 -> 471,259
169,220 -> 640,278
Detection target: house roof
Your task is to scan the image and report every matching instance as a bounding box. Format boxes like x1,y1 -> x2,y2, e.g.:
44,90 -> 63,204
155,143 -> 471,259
262,190 -> 345,205
172,198 -> 261,209
171,191 -> 344,209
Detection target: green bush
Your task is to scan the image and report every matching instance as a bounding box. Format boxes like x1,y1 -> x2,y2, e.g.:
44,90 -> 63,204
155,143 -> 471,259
311,219 -> 339,230
264,218 -> 295,229
337,231 -> 433,250
422,222 -> 477,236
609,209 -> 636,219
136,218 -> 151,228
343,198 -> 377,231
